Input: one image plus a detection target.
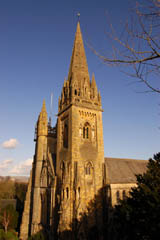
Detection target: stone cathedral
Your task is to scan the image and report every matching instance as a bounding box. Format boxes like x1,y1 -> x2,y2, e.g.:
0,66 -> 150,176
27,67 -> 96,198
20,22 -> 147,240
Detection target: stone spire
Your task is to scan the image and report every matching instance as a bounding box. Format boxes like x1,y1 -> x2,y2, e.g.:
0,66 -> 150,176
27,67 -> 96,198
68,21 -> 90,86
58,22 -> 102,113
37,99 -> 48,136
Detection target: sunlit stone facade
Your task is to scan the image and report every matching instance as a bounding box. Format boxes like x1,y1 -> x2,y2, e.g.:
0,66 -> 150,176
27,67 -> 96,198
20,22 -> 147,240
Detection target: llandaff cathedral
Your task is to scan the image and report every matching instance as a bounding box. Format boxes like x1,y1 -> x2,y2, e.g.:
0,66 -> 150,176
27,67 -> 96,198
20,22 -> 147,240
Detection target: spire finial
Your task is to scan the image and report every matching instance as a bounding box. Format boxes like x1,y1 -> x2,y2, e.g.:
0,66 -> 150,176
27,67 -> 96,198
77,12 -> 80,22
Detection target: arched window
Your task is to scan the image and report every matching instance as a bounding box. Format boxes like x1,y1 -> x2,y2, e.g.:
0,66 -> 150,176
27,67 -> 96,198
75,89 -> 77,95
116,191 -> 120,203
86,127 -> 89,138
83,127 -> 85,138
85,162 -> 92,175
62,161 -> 65,170
122,190 -> 126,200
66,187 -> 69,199
63,121 -> 68,148
83,122 -> 90,139
61,161 -> 65,180
62,189 -> 65,200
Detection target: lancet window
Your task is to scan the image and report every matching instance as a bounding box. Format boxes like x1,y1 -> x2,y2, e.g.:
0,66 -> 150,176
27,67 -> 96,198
122,190 -> 126,200
83,122 -> 90,139
85,162 -> 93,175
66,187 -> 69,199
62,189 -> 65,200
74,189 -> 76,200
63,120 -> 68,148
116,191 -> 120,203
60,161 -> 65,180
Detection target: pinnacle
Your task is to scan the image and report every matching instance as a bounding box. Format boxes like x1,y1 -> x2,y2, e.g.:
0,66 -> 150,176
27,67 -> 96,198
41,99 -> 47,113
91,73 -> 97,88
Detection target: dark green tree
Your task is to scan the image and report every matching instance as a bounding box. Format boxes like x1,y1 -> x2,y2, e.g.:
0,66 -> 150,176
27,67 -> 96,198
109,152 -> 160,240
28,230 -> 46,240
0,229 -> 18,240
14,182 -> 27,231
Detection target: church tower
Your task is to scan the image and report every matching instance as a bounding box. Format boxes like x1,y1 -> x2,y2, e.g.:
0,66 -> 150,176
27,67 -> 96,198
20,21 -> 104,240
56,22 -> 104,235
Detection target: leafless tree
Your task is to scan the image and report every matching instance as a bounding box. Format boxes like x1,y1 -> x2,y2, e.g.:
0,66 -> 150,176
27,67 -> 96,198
0,209 -> 11,233
92,0 -> 160,93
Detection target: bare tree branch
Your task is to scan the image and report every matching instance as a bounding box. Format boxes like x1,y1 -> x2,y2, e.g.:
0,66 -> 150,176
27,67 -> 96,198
91,0 -> 160,93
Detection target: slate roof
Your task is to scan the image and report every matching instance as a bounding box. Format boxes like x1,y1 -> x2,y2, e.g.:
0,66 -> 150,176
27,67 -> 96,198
104,157 -> 148,184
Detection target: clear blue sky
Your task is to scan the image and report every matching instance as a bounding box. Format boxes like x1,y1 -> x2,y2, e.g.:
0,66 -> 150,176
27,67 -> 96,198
0,0 -> 159,176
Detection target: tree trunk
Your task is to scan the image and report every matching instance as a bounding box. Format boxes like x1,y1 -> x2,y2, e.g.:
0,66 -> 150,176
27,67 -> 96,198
4,224 -> 8,233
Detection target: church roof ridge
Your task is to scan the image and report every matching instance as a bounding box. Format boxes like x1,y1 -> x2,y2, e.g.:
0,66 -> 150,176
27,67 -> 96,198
105,157 -> 148,162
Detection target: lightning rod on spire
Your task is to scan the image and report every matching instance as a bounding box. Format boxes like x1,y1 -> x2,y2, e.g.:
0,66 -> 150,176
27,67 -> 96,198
77,12 -> 80,22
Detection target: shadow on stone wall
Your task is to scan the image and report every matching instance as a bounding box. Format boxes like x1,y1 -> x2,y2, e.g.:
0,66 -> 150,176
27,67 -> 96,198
58,185 -> 111,240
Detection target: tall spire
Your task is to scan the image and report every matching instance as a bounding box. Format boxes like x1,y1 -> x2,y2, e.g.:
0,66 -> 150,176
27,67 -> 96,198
68,22 -> 90,85
58,22 -> 102,113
